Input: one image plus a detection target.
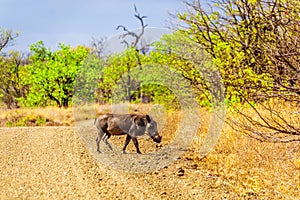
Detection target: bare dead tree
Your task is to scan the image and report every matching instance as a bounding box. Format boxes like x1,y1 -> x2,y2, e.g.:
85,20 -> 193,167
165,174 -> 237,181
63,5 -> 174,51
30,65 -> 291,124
115,5 -> 150,102
116,4 -> 149,52
90,36 -> 107,58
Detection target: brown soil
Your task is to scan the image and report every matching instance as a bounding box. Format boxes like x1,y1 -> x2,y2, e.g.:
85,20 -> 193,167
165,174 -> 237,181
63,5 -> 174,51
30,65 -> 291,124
0,125 -> 230,199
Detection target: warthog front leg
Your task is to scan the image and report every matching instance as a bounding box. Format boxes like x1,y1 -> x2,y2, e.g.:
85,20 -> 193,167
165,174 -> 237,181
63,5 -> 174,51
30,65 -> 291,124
122,134 -> 131,154
132,137 -> 141,154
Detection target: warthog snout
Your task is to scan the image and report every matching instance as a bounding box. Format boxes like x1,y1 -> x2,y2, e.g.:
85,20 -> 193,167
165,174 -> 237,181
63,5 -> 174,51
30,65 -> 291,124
152,135 -> 162,143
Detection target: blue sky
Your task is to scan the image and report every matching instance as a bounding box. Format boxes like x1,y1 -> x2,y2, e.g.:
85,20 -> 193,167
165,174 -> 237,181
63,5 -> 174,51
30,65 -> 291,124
0,0 -> 184,52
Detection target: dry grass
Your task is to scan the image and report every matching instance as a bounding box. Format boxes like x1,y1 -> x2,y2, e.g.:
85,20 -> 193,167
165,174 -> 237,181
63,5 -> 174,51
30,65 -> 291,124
0,103 -> 170,127
0,107 -> 74,126
185,104 -> 300,199
0,103 -> 299,199
226,99 -> 300,143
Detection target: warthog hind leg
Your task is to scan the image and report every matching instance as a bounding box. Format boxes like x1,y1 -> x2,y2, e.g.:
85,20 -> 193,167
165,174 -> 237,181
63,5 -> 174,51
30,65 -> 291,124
96,128 -> 105,153
122,135 -> 131,154
103,133 -> 113,150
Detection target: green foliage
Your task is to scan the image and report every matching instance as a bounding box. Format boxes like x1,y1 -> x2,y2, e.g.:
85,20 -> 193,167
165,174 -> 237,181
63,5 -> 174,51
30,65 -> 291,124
15,115 -> 46,126
74,55 -> 105,104
95,45 -> 198,109
0,51 -> 27,108
152,31 -> 224,107
20,41 -> 90,108
140,83 -> 180,109
5,114 -> 47,127
96,47 -> 144,103
182,0 -> 300,103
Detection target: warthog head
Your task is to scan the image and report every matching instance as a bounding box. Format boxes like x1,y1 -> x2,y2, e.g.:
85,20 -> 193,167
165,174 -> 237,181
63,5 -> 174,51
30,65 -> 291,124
145,115 -> 162,143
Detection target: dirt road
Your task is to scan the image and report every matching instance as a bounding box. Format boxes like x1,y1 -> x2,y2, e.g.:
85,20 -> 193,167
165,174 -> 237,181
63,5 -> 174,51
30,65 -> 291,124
0,126 -> 233,200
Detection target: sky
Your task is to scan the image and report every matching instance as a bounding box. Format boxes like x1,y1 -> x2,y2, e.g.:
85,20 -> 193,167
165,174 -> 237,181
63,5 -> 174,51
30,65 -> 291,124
0,0 -> 184,52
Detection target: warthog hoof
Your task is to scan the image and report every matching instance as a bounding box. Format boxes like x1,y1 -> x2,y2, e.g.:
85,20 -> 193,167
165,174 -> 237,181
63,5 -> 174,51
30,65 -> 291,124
108,146 -> 113,151
97,150 -> 103,154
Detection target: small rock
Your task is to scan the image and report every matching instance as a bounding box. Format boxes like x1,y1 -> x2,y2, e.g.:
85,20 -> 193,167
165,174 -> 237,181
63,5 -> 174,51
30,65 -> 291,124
177,167 -> 185,176
191,163 -> 198,169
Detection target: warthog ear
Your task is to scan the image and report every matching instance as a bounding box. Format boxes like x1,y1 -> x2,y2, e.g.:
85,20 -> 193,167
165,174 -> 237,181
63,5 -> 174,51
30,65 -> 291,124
146,115 -> 151,123
133,116 -> 146,126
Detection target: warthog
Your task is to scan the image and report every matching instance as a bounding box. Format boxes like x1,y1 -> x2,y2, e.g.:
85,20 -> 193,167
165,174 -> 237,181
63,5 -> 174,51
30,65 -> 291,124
95,114 -> 162,154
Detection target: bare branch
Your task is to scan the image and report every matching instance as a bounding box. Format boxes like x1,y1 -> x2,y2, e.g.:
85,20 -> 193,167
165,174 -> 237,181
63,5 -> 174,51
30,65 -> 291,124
90,36 -> 107,58
0,28 -> 19,52
116,5 -> 148,50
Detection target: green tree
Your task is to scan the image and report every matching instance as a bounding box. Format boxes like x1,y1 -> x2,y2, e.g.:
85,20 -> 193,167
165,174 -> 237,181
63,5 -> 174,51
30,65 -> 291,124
177,0 -> 300,142
74,54 -> 105,104
152,31 -> 223,106
0,51 -> 27,108
96,47 -> 143,103
95,46 -> 189,108
21,41 -> 89,108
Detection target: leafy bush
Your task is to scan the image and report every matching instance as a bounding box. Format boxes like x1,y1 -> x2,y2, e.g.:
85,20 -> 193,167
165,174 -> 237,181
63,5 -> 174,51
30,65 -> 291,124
19,41 -> 90,108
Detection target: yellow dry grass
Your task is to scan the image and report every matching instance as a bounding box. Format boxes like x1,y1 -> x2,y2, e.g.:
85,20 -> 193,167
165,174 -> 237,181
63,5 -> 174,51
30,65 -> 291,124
227,99 -> 300,142
185,103 -> 300,199
0,107 -> 74,126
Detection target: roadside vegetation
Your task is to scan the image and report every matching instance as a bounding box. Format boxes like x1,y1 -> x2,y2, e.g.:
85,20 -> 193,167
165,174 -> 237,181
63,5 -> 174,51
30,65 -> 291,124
1,0 -> 299,142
